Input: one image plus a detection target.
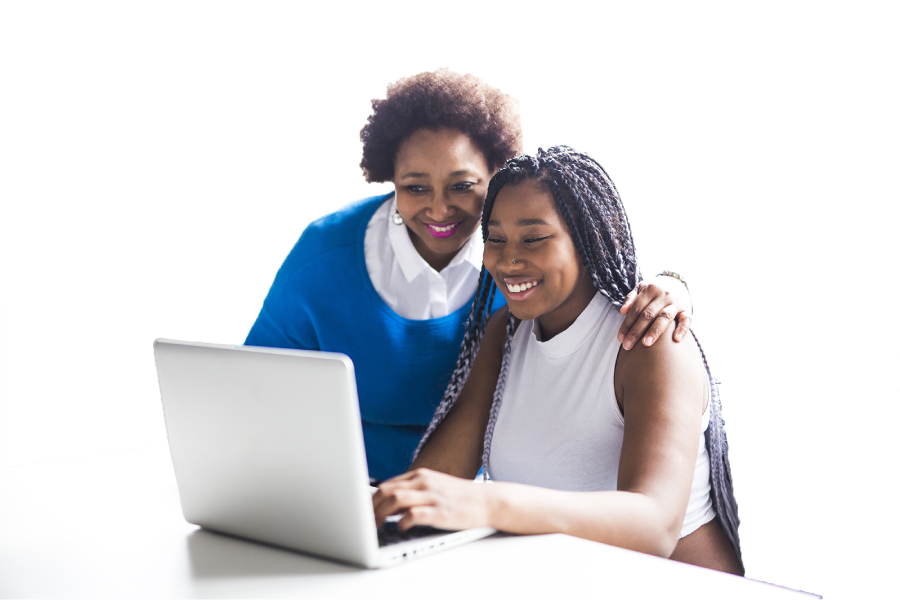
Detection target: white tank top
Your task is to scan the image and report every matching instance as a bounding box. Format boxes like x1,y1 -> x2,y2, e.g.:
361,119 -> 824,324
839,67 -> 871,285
486,292 -> 716,538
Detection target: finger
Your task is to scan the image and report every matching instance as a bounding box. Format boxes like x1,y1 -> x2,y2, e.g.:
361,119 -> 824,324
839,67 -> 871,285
617,290 -> 638,343
379,469 -> 423,485
373,488 -> 434,523
398,505 -> 439,531
389,468 -> 437,483
672,312 -> 692,342
377,471 -> 431,494
641,307 -> 677,347
618,288 -> 638,318
619,292 -> 654,348
623,294 -> 668,350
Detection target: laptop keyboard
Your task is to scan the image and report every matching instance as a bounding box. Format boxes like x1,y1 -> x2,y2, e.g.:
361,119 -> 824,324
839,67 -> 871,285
377,521 -> 452,547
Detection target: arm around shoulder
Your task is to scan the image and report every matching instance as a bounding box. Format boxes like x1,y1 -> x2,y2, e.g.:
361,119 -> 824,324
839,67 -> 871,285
410,306 -> 511,478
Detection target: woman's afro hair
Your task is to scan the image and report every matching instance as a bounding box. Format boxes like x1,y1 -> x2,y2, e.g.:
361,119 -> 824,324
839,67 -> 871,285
359,69 -> 523,183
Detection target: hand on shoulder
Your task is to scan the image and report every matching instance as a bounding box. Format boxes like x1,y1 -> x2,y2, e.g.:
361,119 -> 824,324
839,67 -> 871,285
617,275 -> 693,350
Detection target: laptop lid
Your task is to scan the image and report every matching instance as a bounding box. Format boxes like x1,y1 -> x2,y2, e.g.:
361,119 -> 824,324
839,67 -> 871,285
153,339 -> 380,567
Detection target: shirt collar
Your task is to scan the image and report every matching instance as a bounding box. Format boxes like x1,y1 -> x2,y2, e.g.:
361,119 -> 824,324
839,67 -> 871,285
386,197 -> 484,282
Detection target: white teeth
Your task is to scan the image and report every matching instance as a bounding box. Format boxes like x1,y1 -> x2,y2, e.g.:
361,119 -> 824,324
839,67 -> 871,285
430,223 -> 456,232
506,281 -> 538,293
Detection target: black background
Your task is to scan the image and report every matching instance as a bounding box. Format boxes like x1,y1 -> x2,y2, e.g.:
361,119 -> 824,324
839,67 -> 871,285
0,60 -> 824,593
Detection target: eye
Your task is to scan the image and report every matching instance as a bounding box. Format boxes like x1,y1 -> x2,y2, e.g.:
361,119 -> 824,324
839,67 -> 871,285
405,185 -> 429,194
486,236 -> 506,245
451,182 -> 475,192
524,236 -> 551,244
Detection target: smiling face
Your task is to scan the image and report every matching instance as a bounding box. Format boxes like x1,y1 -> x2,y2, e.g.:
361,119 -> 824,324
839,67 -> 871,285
484,180 -> 597,340
393,128 -> 491,272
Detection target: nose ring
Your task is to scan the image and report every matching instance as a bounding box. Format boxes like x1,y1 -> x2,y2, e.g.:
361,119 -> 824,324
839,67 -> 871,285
512,260 -> 517,264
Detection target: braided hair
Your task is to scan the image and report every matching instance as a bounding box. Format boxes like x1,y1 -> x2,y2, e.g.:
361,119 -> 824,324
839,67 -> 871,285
413,146 -> 743,569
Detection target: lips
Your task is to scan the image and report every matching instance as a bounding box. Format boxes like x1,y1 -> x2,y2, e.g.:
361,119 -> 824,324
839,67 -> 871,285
501,278 -> 542,300
423,221 -> 462,238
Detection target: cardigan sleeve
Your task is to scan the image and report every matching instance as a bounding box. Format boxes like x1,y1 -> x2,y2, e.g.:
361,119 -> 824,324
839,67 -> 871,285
244,226 -> 326,351
244,193 -> 391,352
244,278 -> 320,350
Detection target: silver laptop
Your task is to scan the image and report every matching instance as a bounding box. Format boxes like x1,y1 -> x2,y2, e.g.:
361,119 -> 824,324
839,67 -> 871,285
153,339 -> 495,568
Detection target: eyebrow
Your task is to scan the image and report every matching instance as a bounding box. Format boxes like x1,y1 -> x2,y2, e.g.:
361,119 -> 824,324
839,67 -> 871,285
487,218 -> 551,227
399,170 -> 480,181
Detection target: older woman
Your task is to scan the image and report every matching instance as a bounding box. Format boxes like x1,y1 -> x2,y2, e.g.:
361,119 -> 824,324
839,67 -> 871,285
245,70 -> 692,481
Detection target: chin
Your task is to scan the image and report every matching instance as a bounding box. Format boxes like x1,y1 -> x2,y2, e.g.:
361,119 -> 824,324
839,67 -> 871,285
423,237 -> 467,255
504,303 -> 540,322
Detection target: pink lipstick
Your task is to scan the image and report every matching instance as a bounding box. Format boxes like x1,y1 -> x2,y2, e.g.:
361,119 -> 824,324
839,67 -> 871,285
424,221 -> 462,238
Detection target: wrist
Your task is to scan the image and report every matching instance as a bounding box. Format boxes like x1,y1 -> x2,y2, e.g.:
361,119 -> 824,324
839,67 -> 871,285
656,270 -> 693,314
656,270 -> 688,292
483,483 -> 507,530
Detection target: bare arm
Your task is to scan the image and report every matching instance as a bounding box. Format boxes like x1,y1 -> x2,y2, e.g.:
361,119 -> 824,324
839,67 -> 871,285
486,321 -> 706,556
409,306 -> 511,478
374,321 -> 706,558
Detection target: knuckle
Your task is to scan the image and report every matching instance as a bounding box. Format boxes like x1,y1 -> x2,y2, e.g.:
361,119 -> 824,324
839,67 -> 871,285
658,309 -> 675,322
409,508 -> 429,524
640,308 -> 656,322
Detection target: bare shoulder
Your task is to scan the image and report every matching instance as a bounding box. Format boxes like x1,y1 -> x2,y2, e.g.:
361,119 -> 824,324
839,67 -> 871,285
614,321 -> 706,411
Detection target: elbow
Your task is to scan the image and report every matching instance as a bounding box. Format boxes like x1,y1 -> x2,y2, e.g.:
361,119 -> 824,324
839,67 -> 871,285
655,512 -> 685,558
651,528 -> 680,559
640,503 -> 683,558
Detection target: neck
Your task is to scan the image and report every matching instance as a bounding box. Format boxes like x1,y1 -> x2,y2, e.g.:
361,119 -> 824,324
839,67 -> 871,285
535,272 -> 596,341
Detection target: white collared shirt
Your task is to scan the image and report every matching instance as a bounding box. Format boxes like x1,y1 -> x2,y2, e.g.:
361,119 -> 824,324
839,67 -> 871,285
363,196 -> 484,320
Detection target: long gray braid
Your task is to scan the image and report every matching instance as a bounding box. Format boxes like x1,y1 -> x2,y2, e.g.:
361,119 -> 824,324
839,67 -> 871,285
413,146 -> 742,569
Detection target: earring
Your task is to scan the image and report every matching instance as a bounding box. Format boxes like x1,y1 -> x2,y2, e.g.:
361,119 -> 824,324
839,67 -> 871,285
392,210 -> 404,226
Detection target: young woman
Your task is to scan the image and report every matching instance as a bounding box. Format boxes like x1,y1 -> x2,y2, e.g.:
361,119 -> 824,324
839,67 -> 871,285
372,147 -> 744,575
246,71 -> 694,482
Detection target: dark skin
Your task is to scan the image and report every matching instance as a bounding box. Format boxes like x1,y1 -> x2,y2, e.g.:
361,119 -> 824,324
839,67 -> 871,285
391,126 -> 693,344
373,181 -> 743,575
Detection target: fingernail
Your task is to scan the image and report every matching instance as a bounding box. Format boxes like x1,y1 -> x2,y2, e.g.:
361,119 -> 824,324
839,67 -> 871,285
617,333 -> 624,343
644,336 -> 653,345
623,340 -> 632,350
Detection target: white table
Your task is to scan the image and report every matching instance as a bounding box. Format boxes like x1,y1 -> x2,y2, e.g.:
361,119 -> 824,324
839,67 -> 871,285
0,447 -> 817,598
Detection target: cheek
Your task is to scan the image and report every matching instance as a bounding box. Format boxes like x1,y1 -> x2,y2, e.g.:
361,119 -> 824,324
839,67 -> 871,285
562,250 -> 586,288
470,192 -> 487,215
545,245 -> 582,288
482,248 -> 497,273
395,195 -> 427,224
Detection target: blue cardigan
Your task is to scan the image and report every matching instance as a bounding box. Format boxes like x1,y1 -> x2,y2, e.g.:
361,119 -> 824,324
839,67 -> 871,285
245,193 -> 504,480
